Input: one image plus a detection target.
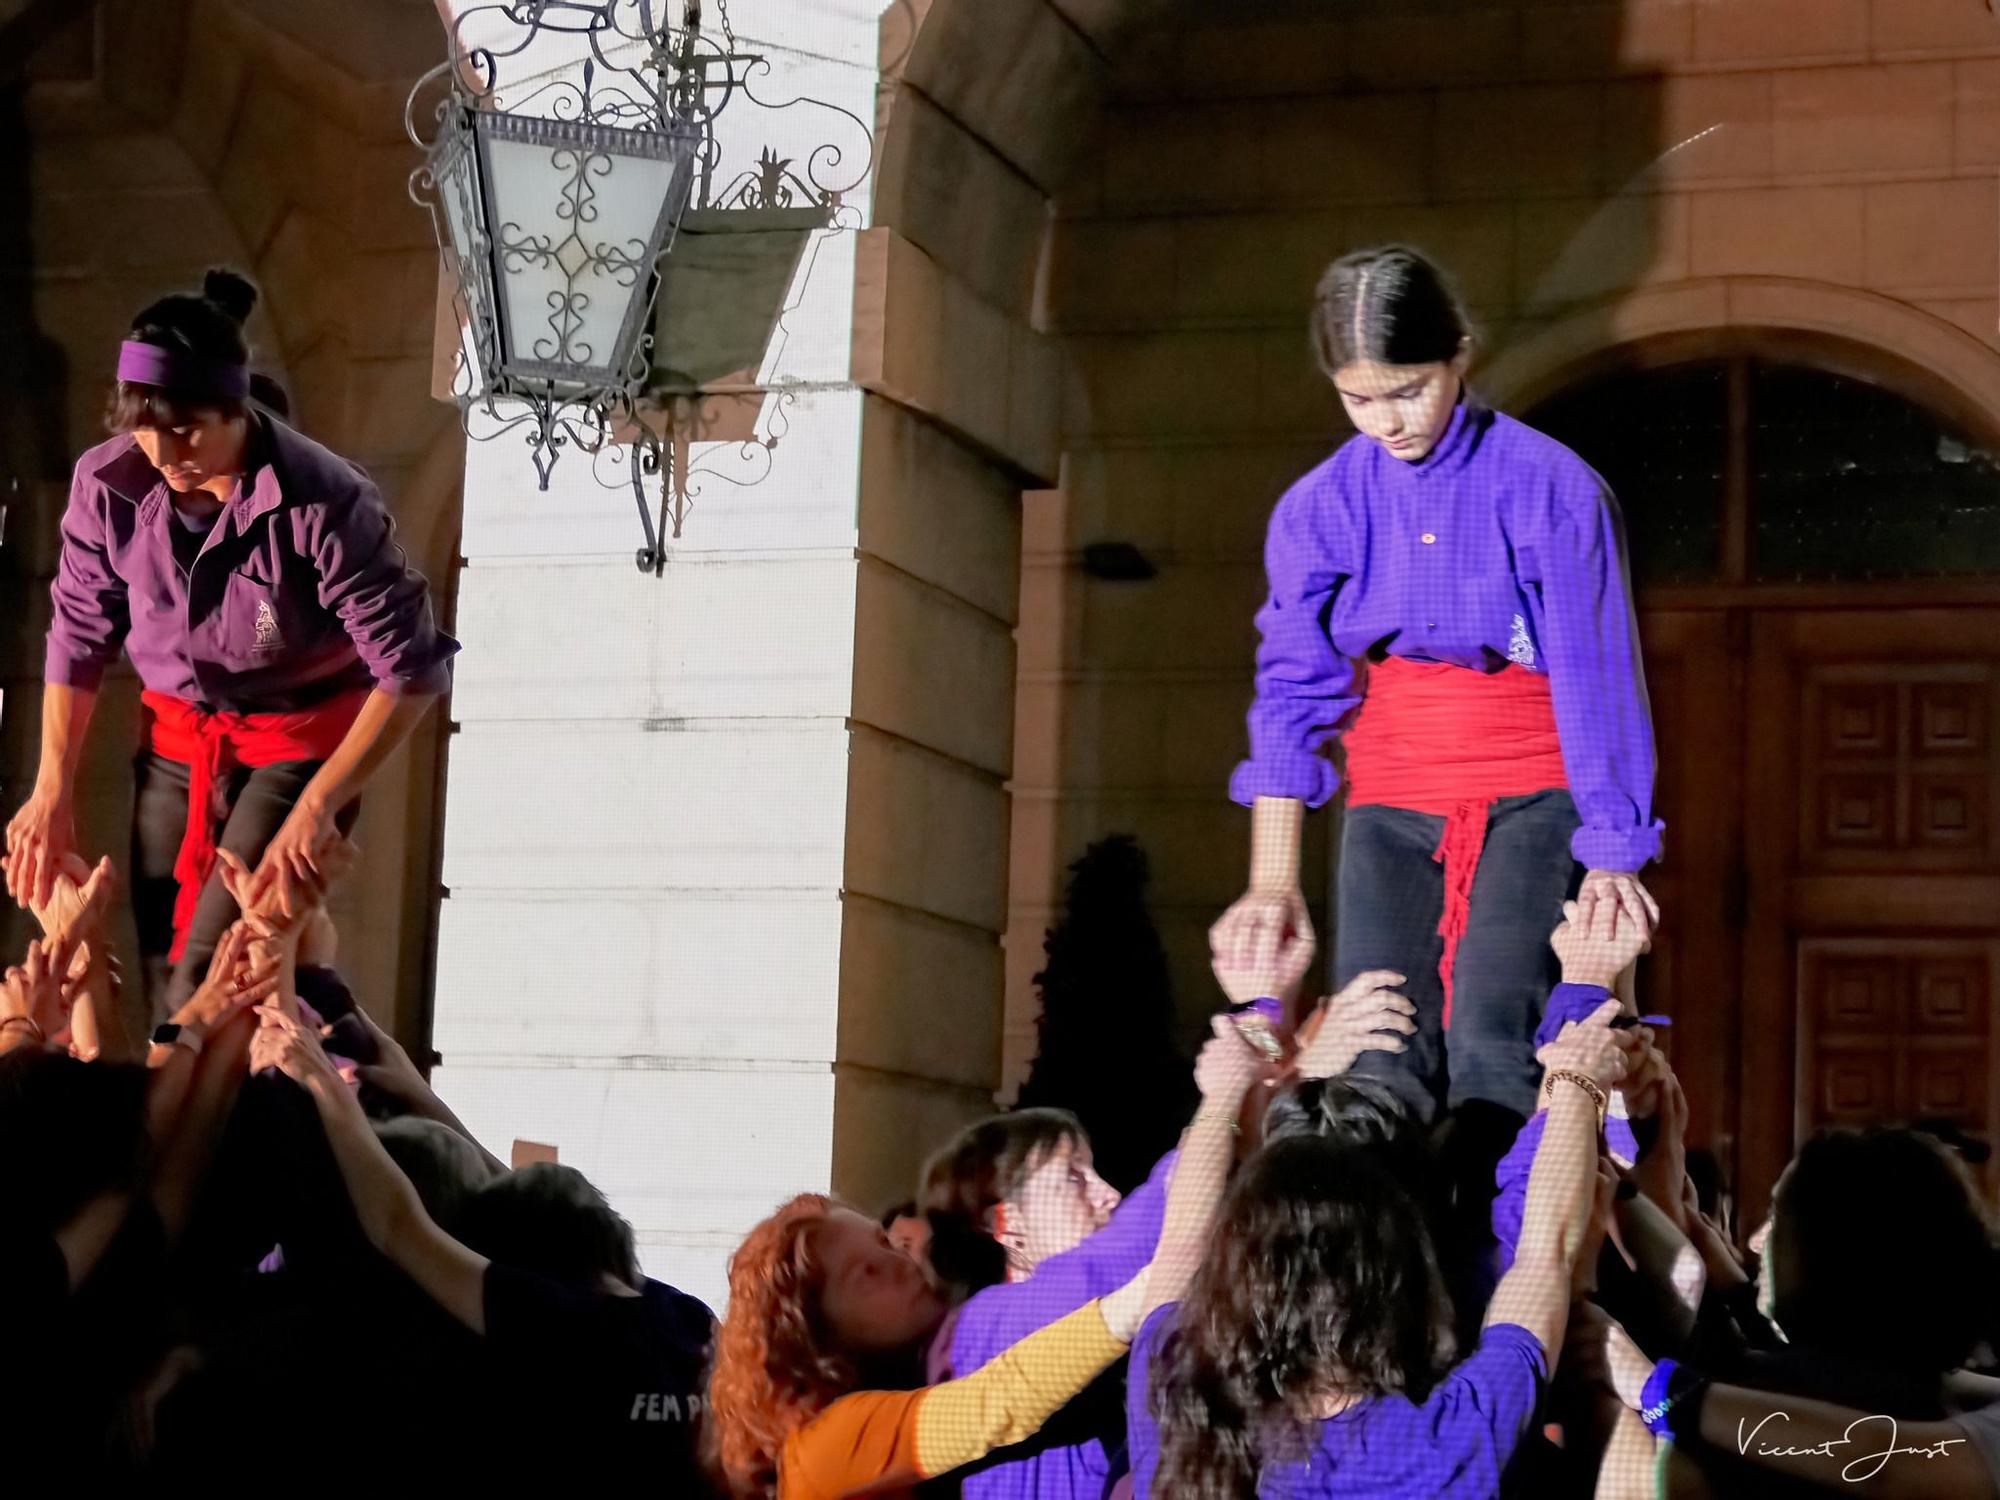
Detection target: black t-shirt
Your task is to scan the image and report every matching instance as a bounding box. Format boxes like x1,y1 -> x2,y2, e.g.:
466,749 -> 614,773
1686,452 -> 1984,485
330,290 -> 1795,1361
481,1263 -> 718,1488
1,1201 -> 168,1476
168,497 -> 222,574
0,1228 -> 68,1379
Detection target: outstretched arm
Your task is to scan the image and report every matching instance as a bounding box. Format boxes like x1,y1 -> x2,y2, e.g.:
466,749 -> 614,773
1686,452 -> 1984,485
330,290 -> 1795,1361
252,1006 -> 491,1334
1486,996 -> 1627,1361
788,1287 -> 1145,1500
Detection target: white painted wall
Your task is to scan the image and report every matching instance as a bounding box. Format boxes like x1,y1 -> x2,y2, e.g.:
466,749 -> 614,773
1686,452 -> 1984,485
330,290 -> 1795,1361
431,0 -> 889,1313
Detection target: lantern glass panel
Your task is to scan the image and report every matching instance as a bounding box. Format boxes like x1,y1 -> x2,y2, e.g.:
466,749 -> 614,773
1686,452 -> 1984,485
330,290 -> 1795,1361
433,121 -> 493,392
474,114 -> 692,391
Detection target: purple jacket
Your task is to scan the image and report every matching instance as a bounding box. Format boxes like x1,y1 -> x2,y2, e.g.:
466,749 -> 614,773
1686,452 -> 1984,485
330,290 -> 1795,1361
931,1150 -> 1177,1500
45,419 -> 456,711
1231,399 -> 1662,873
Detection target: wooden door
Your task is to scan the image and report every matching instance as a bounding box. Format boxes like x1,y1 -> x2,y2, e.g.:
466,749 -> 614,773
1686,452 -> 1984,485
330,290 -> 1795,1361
1738,609 -> 2000,1216
1632,611 -> 1744,1163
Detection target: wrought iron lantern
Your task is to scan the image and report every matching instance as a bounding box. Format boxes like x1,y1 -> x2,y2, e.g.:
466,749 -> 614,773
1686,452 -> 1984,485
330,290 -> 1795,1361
408,0 -> 869,570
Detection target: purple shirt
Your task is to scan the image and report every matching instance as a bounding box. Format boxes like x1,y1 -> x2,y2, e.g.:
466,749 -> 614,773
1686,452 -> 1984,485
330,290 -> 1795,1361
1231,399 -> 1662,873
932,1150 -> 1177,1500
1129,1305 -> 1546,1499
45,418 -> 457,711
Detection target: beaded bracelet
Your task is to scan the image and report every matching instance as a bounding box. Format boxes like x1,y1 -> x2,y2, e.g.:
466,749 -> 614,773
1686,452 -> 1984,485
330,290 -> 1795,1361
1543,1067 -> 1609,1116
1192,1110 -> 1241,1135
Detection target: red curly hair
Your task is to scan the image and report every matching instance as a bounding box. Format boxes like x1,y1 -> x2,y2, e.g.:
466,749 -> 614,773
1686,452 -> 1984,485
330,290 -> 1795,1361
707,1194 -> 862,1497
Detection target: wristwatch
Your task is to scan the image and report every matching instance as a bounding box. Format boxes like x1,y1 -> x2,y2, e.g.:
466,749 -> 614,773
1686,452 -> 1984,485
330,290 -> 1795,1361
150,1022 -> 204,1057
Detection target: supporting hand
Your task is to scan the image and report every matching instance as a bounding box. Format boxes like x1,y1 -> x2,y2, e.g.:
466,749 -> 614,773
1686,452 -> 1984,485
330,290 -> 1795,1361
1292,969 -> 1415,1080
1575,870 -> 1659,947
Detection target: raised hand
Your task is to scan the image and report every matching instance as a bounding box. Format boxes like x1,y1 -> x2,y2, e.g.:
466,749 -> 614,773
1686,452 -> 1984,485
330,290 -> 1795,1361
4,785 -> 75,912
219,830 -> 356,921
1209,895 -> 1316,1009
244,795 -> 338,920
1536,997 -> 1628,1098
1630,1071 -> 1691,1231
2,935 -> 78,1042
1193,1014 -> 1265,1118
1293,969 -> 1415,1080
220,837 -> 356,1027
1551,897 -> 1649,993
1616,1028 -> 1670,1122
248,1003 -> 342,1091
1575,869 -> 1659,946
171,922 -> 281,1039
5,849 -> 116,974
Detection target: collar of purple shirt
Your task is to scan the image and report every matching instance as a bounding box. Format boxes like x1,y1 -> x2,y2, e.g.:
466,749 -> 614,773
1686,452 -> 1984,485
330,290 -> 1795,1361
93,420 -> 289,541
1402,393 -> 1486,481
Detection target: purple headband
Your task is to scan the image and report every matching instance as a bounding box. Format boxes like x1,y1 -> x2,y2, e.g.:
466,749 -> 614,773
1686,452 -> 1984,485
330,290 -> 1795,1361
117,340 -> 250,402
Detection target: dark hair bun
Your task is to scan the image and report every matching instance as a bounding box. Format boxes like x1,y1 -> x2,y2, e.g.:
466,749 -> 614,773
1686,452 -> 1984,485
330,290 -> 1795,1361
201,268 -> 259,325
248,372 -> 291,420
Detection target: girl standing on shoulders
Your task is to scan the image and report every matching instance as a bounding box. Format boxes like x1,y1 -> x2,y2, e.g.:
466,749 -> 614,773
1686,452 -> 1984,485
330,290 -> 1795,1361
1212,244 -> 1661,1214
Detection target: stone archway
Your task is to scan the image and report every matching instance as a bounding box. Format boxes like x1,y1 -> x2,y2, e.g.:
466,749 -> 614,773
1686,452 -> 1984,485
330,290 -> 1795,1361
1482,277 -> 2000,441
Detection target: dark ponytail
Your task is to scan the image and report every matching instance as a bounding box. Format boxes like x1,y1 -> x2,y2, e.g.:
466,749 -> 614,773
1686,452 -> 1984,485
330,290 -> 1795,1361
106,266 -> 262,432
1310,245 -> 1471,379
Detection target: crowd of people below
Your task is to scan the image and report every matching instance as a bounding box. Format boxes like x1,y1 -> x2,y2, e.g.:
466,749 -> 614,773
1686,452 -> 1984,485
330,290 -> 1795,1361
4,829 -> 1999,1498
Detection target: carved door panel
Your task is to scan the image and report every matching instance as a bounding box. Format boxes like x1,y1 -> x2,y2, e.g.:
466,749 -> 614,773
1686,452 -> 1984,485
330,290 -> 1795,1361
1741,611 -> 2000,1215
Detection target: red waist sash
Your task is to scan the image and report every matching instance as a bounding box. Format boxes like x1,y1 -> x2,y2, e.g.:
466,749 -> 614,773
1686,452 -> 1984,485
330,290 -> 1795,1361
1344,658 -> 1568,1026
141,688 -> 366,962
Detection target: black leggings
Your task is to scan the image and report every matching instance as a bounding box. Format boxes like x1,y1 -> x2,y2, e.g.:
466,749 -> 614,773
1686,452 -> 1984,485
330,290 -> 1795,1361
130,750 -> 356,1023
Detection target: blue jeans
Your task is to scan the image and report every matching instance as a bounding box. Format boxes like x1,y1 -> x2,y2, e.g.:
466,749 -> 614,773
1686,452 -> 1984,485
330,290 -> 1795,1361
1336,789 -> 1582,1124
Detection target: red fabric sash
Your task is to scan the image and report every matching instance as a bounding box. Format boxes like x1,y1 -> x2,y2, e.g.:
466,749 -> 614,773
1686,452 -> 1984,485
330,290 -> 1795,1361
1343,658 -> 1568,1026
141,688 -> 366,962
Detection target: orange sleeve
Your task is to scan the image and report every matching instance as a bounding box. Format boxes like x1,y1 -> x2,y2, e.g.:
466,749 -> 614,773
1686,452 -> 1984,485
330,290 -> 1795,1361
778,1299 -> 1126,1499
779,1388 -> 926,1500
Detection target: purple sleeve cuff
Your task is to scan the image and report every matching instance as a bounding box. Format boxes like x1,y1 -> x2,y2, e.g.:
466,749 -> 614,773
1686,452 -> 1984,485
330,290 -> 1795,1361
1535,983 -> 1612,1049
371,658 -> 454,696
1571,819 -> 1664,874
42,642 -> 109,691
1228,756 -> 1339,810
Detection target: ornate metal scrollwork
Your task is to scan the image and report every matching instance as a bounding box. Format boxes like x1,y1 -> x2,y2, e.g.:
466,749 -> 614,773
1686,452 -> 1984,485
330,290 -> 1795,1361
407,0 -> 875,565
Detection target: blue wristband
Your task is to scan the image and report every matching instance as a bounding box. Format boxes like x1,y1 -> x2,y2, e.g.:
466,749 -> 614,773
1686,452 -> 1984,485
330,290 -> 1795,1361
1639,1359 -> 1679,1438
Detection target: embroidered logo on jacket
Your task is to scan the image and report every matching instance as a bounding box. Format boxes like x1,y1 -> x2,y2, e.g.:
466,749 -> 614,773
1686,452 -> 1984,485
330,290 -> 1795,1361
253,599 -> 284,653
1507,613 -> 1537,669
